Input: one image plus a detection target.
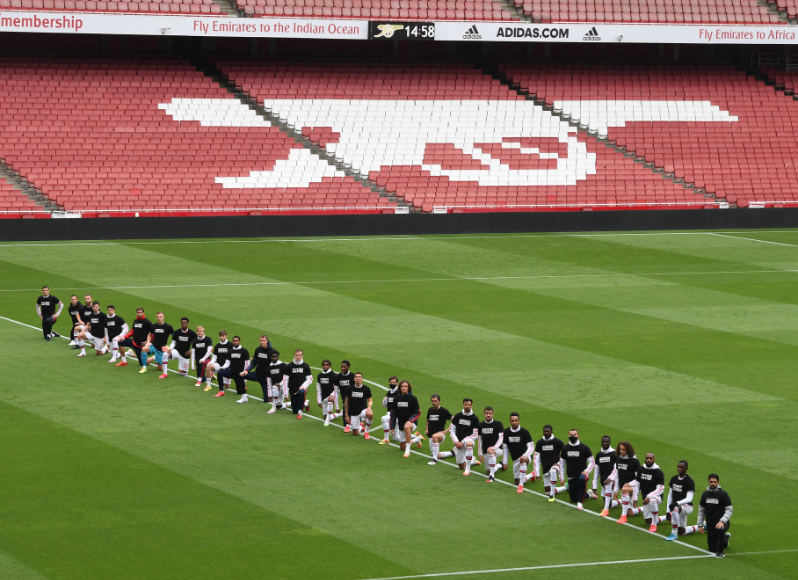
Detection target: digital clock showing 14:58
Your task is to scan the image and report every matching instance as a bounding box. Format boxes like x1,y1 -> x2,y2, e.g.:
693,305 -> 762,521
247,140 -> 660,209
369,22 -> 436,41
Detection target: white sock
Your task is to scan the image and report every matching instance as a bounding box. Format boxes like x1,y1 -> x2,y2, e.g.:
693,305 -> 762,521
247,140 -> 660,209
629,507 -> 642,516
554,485 -> 567,494
381,415 -> 390,434
464,447 -> 473,473
682,525 -> 698,536
518,462 -> 527,484
431,441 -> 439,460
621,495 -> 630,516
78,338 -> 84,347
364,419 -> 372,434
80,347 -> 86,355
438,450 -> 453,459
487,453 -> 497,477
411,435 -> 422,445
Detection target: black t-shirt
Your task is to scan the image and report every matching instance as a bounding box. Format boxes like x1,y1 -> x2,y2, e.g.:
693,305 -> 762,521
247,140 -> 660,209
426,406 -> 452,435
130,317 -> 153,346
535,436 -> 565,473
249,346 -> 275,377
638,465 -> 665,497
80,304 -> 94,325
699,488 -> 732,524
213,341 -> 233,367
171,328 -> 197,358
561,442 -> 592,479
104,314 -> 126,339
335,372 -> 355,401
317,370 -> 336,399
616,456 -> 641,486
390,392 -> 420,426
346,384 -> 372,416
37,295 -> 60,318
87,311 -> 107,335
384,387 -> 399,409
595,448 -> 617,482
150,322 -> 174,349
193,336 -> 213,361
503,427 -> 533,461
267,361 -> 286,386
227,346 -> 249,374
68,303 -> 82,325
451,412 -> 480,443
284,361 -> 312,394
669,474 -> 696,506
478,420 -> 504,452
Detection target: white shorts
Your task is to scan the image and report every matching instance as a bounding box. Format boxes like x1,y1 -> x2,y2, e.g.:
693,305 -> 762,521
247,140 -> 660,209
453,441 -> 474,464
621,480 -> 640,501
393,422 -> 419,443
512,457 -> 531,480
84,332 -> 104,351
642,496 -> 661,519
671,504 -> 693,527
349,410 -> 367,431
483,447 -> 503,461
208,362 -> 221,373
543,466 -> 561,488
600,481 -> 617,497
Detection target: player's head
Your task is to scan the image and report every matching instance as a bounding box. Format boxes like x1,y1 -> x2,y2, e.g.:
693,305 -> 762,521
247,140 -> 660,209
322,359 -> 331,371
219,330 -> 227,341
42,285 -> 50,296
91,301 -> 100,312
644,452 -> 655,467
601,435 -> 611,450
388,375 -> 398,388
196,325 -> 205,337
259,334 -> 269,347
462,397 -> 473,412
70,295 -> 78,305
483,406 -> 493,421
294,349 -> 303,362
180,317 -> 189,330
107,305 -> 115,315
568,429 -> 579,443
156,311 -> 164,324
354,372 -> 363,386
509,412 -> 520,428
430,393 -> 441,408
232,335 -> 241,346
135,307 -> 144,318
399,380 -> 410,395
617,441 -> 634,458
542,424 -> 553,438
677,460 -> 688,476
84,294 -> 92,305
341,360 -> 350,372
271,350 -> 280,361
708,473 -> 719,490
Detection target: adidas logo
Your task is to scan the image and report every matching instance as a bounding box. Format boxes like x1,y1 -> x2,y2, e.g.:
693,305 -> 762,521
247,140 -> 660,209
463,25 -> 482,40
583,26 -> 601,41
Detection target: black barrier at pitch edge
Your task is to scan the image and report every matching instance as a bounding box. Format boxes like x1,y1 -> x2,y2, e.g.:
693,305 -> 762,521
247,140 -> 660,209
1,209 -> 797,242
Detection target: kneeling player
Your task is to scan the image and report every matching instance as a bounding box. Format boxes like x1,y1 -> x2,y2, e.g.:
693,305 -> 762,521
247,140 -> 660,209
344,372 -> 373,437
216,335 -> 249,402
534,425 -> 566,501
379,376 -> 399,444
438,398 -> 479,475
243,334 -> 275,402
284,349 -> 312,418
559,429 -> 594,510
317,359 -> 340,425
192,327 -> 213,387
115,307 -> 152,369
626,452 -> 665,532
104,305 -> 128,363
390,380 -> 422,457
144,311 -> 173,378
502,413 -> 534,492
265,350 -> 287,413
666,460 -> 696,540
79,302 -> 107,357
425,394 -> 453,465
205,331 -> 232,395
66,295 -> 82,349
615,441 -> 641,524
593,436 -> 619,516
167,317 -> 197,377
478,406 -> 504,482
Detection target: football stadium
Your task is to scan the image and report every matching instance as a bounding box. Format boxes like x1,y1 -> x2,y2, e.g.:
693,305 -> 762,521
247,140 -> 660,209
0,2 -> 797,578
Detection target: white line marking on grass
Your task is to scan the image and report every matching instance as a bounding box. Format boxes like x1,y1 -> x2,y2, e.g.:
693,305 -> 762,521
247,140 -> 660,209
1,229 -> 798,248
0,314 -> 708,557
729,549 -> 798,556
707,233 -> 798,248
2,268 -> 797,293
358,554 -> 714,580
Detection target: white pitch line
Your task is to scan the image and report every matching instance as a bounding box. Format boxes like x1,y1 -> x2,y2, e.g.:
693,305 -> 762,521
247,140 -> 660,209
1,229 -> 798,249
707,232 -> 798,248
729,549 -> 798,556
358,554 -> 714,580
0,313 -> 709,557
1,268 -> 796,294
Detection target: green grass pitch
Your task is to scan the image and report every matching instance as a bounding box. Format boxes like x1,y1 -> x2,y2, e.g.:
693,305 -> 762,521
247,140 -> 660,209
0,229 -> 797,580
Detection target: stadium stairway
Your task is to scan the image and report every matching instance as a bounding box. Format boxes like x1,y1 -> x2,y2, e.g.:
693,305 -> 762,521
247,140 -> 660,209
0,161 -> 58,216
